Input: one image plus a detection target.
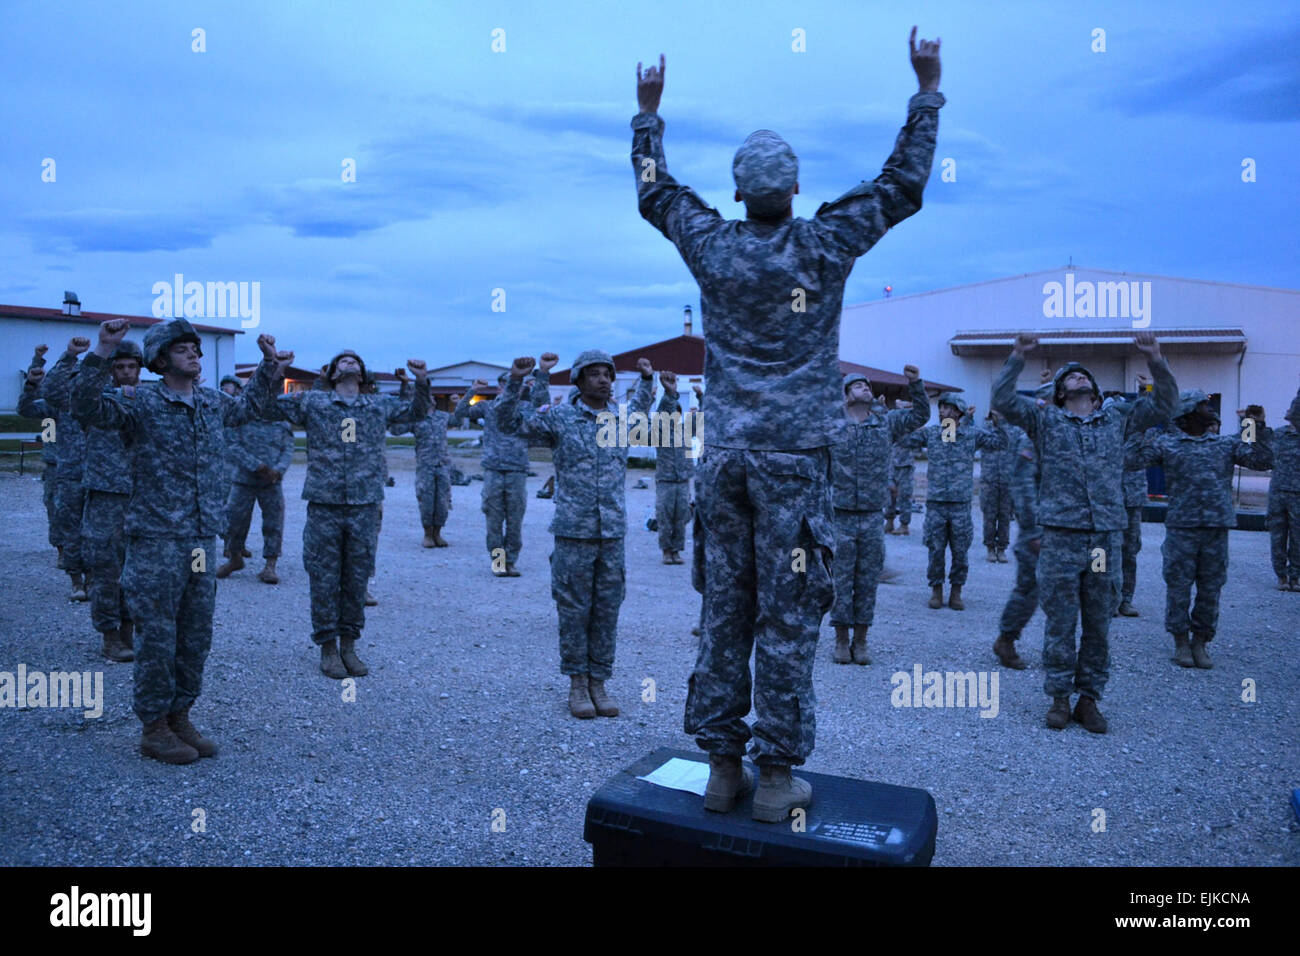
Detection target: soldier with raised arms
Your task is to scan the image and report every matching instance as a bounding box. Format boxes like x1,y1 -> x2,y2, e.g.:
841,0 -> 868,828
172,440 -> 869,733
631,28 -> 944,821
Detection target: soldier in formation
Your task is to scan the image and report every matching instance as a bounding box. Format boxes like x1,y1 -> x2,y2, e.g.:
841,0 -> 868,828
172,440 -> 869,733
217,386 -> 295,584
829,368 -> 928,665
652,370 -> 698,565
979,409 -> 1025,563
19,345 -> 61,555
884,417 -> 916,536
991,430 -> 1039,670
632,27 -> 943,821
497,351 -> 654,720
390,376 -> 461,549
1266,381 -> 1300,590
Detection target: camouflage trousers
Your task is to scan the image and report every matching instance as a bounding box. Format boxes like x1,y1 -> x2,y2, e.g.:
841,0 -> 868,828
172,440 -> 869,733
685,448 -> 834,768
923,501 -> 973,587
998,533 -> 1040,637
482,469 -> 526,565
550,535 -> 625,680
656,479 -> 689,552
1037,528 -> 1120,700
304,502 -> 380,645
980,481 -> 1013,551
416,466 -> 452,531
830,508 -> 885,627
83,491 -> 131,633
885,467 -> 914,526
53,477 -> 86,574
1267,490 -> 1300,580
1163,527 -> 1228,640
1120,506 -> 1142,601
121,535 -> 216,723
42,468 -> 57,547
224,481 -> 285,559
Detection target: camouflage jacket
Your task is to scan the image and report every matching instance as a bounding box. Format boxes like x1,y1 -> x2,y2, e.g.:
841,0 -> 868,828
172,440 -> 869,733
497,374 -> 654,538
72,354 -> 279,537
633,91 -> 944,450
1010,431 -> 1041,541
78,387 -> 135,495
448,369 -> 549,472
228,419 -> 295,487
901,419 -> 1007,504
1133,428 -> 1273,527
993,352 -> 1178,531
249,379 -> 430,505
831,378 -> 929,510
1122,464 -> 1148,508
653,390 -> 700,483
979,421 -> 1027,486
35,350 -> 87,480
1269,425 -> 1300,495
17,378 -> 58,467
390,409 -> 454,475
890,440 -> 916,473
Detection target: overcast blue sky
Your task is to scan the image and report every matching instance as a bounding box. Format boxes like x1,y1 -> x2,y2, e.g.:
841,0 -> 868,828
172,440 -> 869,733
3,0 -> 1296,373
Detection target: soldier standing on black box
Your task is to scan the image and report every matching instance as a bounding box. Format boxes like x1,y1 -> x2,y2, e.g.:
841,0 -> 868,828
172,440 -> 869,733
497,351 -> 654,720
993,332 -> 1177,734
830,368 -> 928,665
631,29 -> 944,821
1132,390 -> 1273,668
900,393 -> 1006,611
73,318 -> 291,764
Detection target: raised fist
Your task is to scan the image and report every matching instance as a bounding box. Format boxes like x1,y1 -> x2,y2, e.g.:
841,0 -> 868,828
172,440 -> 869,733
471,378 -> 490,393
98,320 -> 129,348
257,334 -> 278,361
407,359 -> 428,381
68,336 -> 91,355
1133,331 -> 1161,360
394,367 -> 409,380
903,364 -> 920,381
692,384 -> 704,399
659,370 -> 678,392
510,356 -> 536,380
1040,368 -> 1052,384
637,357 -> 653,378
34,344 -> 48,358
538,352 -> 559,373
1012,333 -> 1038,357
26,367 -> 45,386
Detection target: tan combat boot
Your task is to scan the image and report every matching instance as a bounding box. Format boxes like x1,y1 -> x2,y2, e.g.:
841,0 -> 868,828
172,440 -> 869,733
832,626 -> 851,664
900,525 -> 910,536
850,626 -> 871,665
216,554 -> 244,578
339,637 -> 369,676
568,674 -> 596,719
588,678 -> 619,717
884,517 -> 895,534
258,558 -> 279,584
1189,634 -> 1213,669
992,633 -> 1026,669
140,717 -> 199,764
986,548 -> 998,563
1072,696 -> 1108,734
948,585 -> 965,611
702,755 -> 754,813
101,629 -> 133,663
365,588 -> 378,606
505,563 -> 521,577
1290,578 -> 1299,592
928,585 -> 944,609
1171,633 -> 1194,668
168,707 -> 218,757
996,550 -> 1008,563
69,574 -> 88,602
663,550 -> 674,565
422,529 -> 437,548
432,528 -> 448,547
1280,576 -> 1291,591
319,640 -> 348,680
1045,695 -> 1071,730
752,765 -> 812,823
1116,598 -> 1138,616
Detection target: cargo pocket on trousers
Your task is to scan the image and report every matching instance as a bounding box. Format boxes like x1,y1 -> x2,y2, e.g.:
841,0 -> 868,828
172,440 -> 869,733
800,516 -> 836,618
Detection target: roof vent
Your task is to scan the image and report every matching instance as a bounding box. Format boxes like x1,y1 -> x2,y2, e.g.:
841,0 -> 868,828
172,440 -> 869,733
683,304 -> 693,336
62,291 -> 81,316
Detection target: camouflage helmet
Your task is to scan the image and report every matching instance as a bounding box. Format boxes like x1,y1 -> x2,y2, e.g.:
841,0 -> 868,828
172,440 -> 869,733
936,391 -> 968,416
842,372 -> 870,395
1175,388 -> 1211,420
1050,362 -> 1102,406
219,374 -> 243,390
326,349 -> 367,384
570,349 -> 615,386
109,339 -> 144,365
143,318 -> 201,373
733,130 -> 798,217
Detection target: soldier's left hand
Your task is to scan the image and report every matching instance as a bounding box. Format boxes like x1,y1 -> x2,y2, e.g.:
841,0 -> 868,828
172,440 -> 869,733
903,364 -> 920,381
34,344 -> 49,358
538,352 -> 559,373
659,370 -> 677,392
637,357 -> 654,378
692,384 -> 703,399
395,367 -> 409,380
636,54 -> 665,114
25,367 -> 45,386
1133,331 -> 1161,360
68,336 -> 91,355
407,359 -> 428,381
909,27 -> 941,92
257,334 -> 279,361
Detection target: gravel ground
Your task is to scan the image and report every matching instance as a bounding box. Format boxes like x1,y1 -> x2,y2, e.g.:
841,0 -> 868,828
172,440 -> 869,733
1,448 -> 1297,866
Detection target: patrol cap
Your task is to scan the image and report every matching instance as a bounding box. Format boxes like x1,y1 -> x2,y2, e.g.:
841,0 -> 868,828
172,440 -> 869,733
937,391 -> 968,415
109,340 -> 144,364
733,130 -> 798,217
842,372 -> 870,394
570,349 -> 615,385
143,319 -> 202,373
1050,362 -> 1101,406
326,349 -> 368,384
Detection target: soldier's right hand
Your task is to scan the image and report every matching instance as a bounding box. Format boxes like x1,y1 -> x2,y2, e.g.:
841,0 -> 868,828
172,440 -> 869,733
1039,367 -> 1052,383
636,54 -> 665,114
33,344 -> 48,358
69,335 -> 92,355
98,320 -> 129,348
510,357 -> 535,380
692,384 -> 704,399
659,370 -> 678,392
1012,333 -> 1038,357
26,367 -> 45,386
903,364 -> 920,381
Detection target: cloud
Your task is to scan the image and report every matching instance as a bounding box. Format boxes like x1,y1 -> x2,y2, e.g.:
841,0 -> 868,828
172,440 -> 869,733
21,208 -> 229,254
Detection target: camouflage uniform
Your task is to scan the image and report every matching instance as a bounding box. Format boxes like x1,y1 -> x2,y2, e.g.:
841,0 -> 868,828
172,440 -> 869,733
76,380 -> 135,635
901,413 -> 1007,587
998,433 -> 1042,635
497,370 -> 654,679
16,361 -> 59,547
1119,464 -> 1147,603
993,353 -> 1177,701
980,419 -> 1026,551
248,374 -> 430,646
36,350 -> 89,575
634,90 -> 945,765
72,353 -> 280,722
831,378 -> 929,626
449,370 -> 549,566
1134,425 -> 1273,641
224,420 -> 294,559
653,389 -> 699,553
390,407 -> 454,533
884,441 -> 915,528
1266,386 -> 1300,581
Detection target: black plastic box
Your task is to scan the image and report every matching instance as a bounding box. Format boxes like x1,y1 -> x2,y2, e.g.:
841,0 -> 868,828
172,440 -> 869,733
583,747 -> 937,866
